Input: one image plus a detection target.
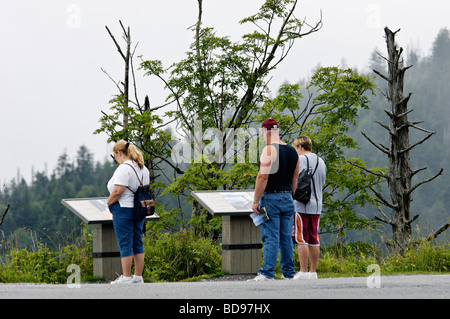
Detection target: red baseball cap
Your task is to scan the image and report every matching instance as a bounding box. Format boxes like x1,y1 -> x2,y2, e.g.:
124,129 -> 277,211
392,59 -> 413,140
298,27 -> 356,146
261,118 -> 278,130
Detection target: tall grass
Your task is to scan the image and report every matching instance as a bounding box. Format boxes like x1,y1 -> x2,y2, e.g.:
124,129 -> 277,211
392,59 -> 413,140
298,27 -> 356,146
314,240 -> 449,277
0,226 -> 93,283
381,239 -> 449,273
0,227 -> 222,283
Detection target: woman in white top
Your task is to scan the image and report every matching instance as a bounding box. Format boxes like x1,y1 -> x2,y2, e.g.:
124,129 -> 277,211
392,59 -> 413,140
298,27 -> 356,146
107,140 -> 150,284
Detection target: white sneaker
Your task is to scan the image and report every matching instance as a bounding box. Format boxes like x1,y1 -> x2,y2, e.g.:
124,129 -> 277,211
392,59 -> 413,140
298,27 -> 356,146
309,272 -> 318,279
131,275 -> 144,284
281,274 -> 293,280
293,272 -> 310,280
247,273 -> 274,281
111,275 -> 133,284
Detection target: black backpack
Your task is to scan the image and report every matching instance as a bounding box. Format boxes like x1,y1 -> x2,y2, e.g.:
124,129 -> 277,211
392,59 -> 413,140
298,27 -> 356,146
294,155 -> 319,204
125,163 -> 155,221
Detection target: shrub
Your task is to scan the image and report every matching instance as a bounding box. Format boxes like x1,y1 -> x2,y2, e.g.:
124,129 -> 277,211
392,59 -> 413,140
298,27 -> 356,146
143,229 -> 222,282
382,240 -> 450,273
0,227 -> 93,283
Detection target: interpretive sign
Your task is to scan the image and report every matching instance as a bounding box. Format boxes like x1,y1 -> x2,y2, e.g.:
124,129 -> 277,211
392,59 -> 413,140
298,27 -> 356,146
191,190 -> 254,216
61,197 -> 159,280
61,197 -> 159,224
191,190 -> 261,274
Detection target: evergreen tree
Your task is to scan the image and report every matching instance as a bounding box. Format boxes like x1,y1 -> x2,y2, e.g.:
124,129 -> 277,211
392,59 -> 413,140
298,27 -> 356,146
0,146 -> 116,249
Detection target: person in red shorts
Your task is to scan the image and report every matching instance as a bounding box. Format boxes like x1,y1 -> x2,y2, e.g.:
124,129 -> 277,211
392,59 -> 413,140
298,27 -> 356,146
291,136 -> 326,280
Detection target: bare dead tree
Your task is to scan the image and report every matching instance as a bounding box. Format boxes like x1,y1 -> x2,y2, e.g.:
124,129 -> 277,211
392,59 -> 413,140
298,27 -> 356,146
355,27 -> 446,252
104,20 -> 132,139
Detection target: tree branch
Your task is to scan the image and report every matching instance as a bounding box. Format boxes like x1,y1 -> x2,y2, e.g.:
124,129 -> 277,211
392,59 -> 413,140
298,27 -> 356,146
410,166 -> 427,178
396,92 -> 412,107
406,214 -> 419,226
286,10 -> 323,38
398,132 -> 435,154
375,120 -> 395,136
105,25 -> 127,61
425,223 -> 450,242
374,205 -> 394,225
348,161 -> 388,179
409,123 -> 435,134
0,204 -> 10,227
370,185 -> 397,209
361,131 -> 391,155
101,68 -> 124,94
408,168 -> 444,195
393,109 -> 414,119
373,69 -> 391,82
140,143 -> 185,175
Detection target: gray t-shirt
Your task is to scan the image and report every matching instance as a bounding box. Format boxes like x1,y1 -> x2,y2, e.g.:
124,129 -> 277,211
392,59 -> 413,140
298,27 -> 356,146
293,153 -> 326,214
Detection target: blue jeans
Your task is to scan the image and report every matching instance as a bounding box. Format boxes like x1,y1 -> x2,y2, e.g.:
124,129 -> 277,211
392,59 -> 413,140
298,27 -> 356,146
109,202 -> 145,257
259,192 -> 295,279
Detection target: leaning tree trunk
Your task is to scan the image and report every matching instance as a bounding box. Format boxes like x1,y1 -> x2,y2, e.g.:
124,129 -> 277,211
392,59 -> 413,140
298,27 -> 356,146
0,204 -> 10,227
360,27 -> 444,252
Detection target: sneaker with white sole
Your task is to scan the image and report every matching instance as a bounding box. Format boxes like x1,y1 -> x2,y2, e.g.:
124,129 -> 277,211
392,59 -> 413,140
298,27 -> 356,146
111,275 -> 133,284
293,272 -> 310,280
247,273 -> 274,281
309,272 -> 318,279
131,275 -> 144,284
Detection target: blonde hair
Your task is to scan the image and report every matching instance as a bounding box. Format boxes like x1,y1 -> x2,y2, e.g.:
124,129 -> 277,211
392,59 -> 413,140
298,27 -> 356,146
292,135 -> 312,152
113,140 -> 145,169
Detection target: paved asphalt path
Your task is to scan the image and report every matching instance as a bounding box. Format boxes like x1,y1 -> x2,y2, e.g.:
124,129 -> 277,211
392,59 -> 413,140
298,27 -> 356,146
0,274 -> 448,299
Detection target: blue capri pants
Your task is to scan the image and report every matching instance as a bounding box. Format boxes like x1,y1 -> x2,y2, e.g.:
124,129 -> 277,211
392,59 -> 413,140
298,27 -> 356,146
108,202 -> 145,257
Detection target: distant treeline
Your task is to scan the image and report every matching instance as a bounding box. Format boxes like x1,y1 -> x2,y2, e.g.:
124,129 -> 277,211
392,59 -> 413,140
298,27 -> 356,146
0,145 -> 116,249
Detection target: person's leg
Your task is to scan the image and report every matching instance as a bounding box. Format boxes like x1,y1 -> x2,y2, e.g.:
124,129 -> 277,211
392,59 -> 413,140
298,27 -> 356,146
258,194 -> 280,279
293,212 -> 307,273
133,253 -> 145,276
132,218 -> 146,277
309,246 -> 320,272
279,195 -> 295,278
121,255 -> 133,277
298,213 -> 311,272
259,213 -> 280,279
110,203 -> 134,276
308,215 -> 320,274
297,244 -> 310,272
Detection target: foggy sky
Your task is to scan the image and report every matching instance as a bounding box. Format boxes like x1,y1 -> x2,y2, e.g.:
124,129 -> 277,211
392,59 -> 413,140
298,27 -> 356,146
1,0 -> 448,184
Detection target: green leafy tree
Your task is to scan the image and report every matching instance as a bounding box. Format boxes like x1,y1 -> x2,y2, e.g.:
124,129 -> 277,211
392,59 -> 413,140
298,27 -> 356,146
258,67 -> 382,242
142,0 -> 322,189
97,1 -> 382,241
140,0 -> 322,234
